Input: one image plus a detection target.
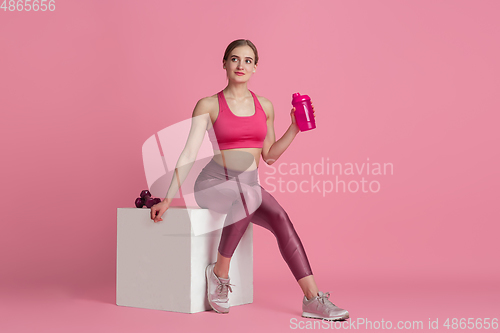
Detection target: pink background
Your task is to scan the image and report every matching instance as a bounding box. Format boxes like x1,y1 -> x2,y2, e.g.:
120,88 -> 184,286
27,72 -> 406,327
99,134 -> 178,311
1,0 -> 499,332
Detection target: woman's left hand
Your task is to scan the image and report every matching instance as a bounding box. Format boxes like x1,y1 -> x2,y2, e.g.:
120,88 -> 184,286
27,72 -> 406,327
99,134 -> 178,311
291,101 -> 316,131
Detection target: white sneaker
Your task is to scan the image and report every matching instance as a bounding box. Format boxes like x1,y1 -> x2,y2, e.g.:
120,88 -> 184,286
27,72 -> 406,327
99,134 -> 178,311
302,291 -> 349,321
205,262 -> 235,314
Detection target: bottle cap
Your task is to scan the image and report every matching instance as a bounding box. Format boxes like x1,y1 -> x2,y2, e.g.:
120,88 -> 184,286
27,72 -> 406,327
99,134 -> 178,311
292,92 -> 310,104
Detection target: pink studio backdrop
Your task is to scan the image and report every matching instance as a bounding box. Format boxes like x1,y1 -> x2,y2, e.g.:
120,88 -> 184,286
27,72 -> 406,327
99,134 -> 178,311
1,0 -> 499,332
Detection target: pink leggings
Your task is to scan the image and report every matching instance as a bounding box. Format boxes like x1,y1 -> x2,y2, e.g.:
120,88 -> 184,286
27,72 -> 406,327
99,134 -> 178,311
194,158 -> 313,282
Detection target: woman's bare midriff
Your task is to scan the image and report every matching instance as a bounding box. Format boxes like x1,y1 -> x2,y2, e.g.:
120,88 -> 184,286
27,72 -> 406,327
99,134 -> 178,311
211,148 -> 261,171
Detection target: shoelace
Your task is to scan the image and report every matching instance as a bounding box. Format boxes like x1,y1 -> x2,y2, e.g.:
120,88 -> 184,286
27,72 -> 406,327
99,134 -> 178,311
216,280 -> 235,300
318,292 -> 338,309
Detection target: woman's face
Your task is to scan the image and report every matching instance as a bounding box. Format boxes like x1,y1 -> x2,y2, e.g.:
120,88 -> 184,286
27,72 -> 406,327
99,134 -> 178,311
223,45 -> 257,81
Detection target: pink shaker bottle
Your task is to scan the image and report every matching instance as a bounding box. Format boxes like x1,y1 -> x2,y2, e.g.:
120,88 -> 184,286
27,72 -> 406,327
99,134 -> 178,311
291,92 -> 316,131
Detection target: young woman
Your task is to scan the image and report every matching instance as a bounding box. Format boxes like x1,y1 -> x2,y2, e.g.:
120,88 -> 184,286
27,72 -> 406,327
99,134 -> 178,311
150,39 -> 349,321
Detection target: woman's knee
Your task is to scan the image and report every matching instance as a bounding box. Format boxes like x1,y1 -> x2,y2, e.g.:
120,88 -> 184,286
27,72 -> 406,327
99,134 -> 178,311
239,184 -> 263,214
268,209 -> 298,238
274,208 -> 292,224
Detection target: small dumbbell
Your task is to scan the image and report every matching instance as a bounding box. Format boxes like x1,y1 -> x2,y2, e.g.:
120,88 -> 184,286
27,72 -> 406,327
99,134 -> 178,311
135,190 -> 161,208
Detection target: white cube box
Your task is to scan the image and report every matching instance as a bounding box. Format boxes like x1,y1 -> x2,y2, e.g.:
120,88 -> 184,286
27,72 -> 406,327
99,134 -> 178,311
116,207 -> 253,313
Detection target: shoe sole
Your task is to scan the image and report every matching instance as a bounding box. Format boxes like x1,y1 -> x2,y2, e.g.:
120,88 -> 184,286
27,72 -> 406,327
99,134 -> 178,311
302,312 -> 350,321
206,263 -> 229,314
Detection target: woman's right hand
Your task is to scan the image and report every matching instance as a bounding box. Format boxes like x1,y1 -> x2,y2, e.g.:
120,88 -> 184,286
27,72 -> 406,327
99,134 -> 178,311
151,200 -> 170,223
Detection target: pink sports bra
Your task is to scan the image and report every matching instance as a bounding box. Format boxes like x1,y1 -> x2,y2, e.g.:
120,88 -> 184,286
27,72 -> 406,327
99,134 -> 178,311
208,90 -> 267,150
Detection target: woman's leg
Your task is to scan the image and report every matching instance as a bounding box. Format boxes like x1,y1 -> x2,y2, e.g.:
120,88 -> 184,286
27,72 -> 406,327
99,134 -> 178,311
251,185 -> 319,299
298,275 -> 320,300
216,180 -> 261,259
194,160 -> 262,279
205,183 -> 261,278
213,251 -> 231,279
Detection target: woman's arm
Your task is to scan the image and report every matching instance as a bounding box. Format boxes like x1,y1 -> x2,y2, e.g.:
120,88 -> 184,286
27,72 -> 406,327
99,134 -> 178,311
163,98 -> 211,202
261,98 -> 300,165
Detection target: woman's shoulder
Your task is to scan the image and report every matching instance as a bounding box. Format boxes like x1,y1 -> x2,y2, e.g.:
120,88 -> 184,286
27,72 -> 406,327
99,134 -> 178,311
192,93 -> 219,117
198,92 -> 219,104
252,92 -> 274,118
